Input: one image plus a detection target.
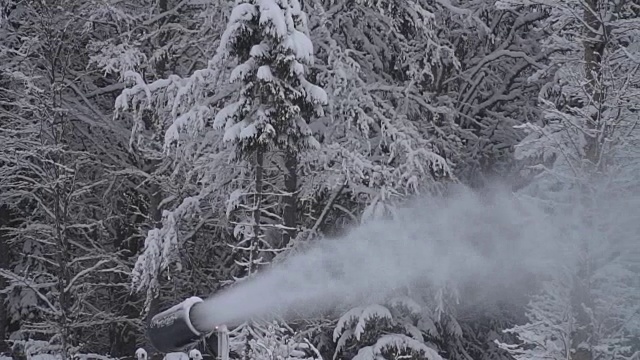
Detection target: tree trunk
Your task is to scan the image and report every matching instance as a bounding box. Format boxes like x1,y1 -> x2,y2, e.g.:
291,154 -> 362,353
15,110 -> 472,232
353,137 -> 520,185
0,205 -> 9,353
53,187 -> 72,360
582,0 -> 605,168
571,230 -> 595,360
282,150 -> 298,246
570,3 -> 605,357
146,181 -> 165,360
570,260 -> 595,360
251,148 -> 265,276
569,3 -> 609,357
143,1 -> 172,356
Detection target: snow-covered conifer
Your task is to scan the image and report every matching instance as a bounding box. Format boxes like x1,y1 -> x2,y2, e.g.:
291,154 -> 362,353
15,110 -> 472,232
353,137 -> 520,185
332,300 -> 444,360
211,0 -> 327,277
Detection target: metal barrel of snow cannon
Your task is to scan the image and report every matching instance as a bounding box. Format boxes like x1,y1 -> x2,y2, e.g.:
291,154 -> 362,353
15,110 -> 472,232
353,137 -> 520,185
147,297 -> 206,353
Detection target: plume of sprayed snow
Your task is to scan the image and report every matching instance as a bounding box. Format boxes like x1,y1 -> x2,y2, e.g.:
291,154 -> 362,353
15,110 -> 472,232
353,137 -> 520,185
190,183 -> 638,331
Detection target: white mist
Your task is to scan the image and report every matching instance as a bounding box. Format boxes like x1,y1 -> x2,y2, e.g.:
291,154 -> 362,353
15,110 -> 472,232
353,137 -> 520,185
190,183 -> 636,331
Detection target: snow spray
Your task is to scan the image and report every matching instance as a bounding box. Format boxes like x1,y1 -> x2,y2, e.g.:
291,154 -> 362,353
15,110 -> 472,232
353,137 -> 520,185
160,182 -> 638,338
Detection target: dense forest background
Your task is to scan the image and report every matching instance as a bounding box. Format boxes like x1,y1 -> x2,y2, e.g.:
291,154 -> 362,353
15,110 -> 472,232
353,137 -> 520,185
0,0 -> 639,359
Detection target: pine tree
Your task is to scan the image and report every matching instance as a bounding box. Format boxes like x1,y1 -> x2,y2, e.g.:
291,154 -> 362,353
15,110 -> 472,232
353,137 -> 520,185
332,299 -> 444,360
229,320 -> 322,360
208,1 -> 330,356
212,0 -> 327,277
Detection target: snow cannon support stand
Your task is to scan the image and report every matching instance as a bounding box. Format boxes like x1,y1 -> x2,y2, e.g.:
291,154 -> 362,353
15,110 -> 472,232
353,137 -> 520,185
147,296 -> 230,360
214,325 -> 229,360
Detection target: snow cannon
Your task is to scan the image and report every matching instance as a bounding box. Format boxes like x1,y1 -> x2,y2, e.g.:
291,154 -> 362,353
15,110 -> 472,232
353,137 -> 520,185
147,297 -> 206,353
147,297 -> 230,358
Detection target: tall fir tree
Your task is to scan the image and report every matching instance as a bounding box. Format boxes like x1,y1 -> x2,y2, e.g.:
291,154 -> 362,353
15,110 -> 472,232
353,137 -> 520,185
212,0 -> 327,277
